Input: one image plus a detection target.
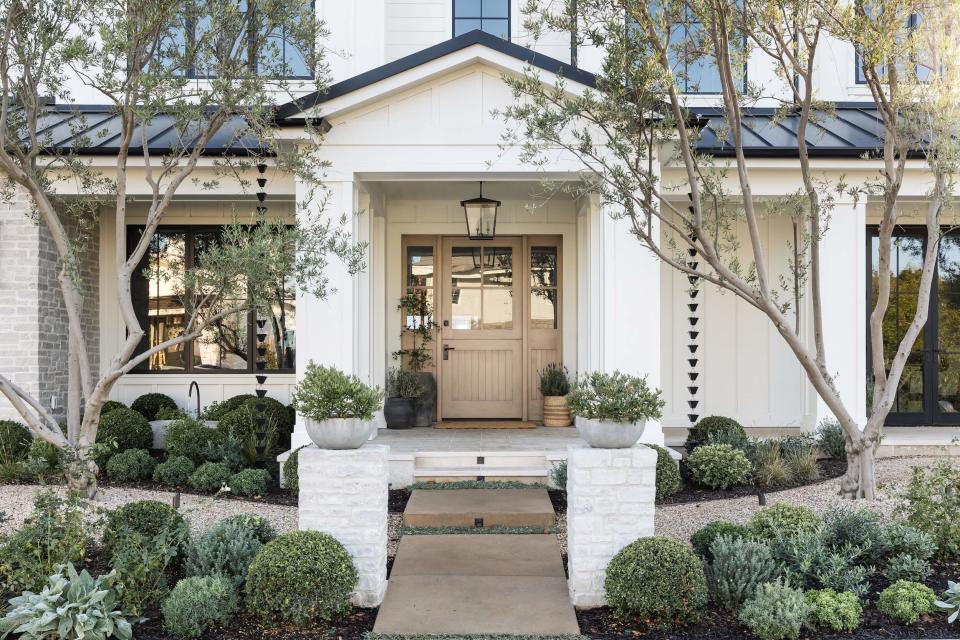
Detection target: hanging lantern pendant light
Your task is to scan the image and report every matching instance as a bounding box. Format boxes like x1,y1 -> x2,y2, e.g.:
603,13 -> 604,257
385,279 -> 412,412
461,181 -> 501,240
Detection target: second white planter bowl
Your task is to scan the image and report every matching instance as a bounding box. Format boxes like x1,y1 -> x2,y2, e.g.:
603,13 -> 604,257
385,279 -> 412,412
575,416 -> 646,449
305,417 -> 376,450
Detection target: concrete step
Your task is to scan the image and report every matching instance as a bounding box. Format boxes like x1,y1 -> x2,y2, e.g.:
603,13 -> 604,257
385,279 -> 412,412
403,488 -> 555,529
413,450 -> 549,468
413,466 -> 549,484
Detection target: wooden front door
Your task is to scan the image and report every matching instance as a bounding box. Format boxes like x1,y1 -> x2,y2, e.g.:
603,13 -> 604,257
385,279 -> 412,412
440,238 -> 524,418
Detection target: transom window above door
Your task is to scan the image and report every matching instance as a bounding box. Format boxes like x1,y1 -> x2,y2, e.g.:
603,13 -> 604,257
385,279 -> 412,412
454,0 -> 510,40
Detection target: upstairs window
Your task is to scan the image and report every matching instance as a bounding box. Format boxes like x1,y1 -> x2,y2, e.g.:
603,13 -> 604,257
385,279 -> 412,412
454,0 -> 510,40
855,13 -> 930,84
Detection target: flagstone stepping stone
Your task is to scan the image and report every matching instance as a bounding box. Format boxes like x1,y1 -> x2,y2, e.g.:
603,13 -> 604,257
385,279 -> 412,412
402,488 -> 555,529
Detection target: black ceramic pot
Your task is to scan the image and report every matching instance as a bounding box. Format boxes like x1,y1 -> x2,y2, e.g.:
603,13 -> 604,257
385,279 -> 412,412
412,372 -> 437,427
384,397 -> 415,429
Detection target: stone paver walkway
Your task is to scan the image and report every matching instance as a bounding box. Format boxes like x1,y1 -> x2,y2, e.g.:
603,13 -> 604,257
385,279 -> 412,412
373,534 -> 579,635
403,488 -> 555,529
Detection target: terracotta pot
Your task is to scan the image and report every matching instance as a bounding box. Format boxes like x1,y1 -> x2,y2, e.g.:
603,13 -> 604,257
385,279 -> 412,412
542,396 -> 572,427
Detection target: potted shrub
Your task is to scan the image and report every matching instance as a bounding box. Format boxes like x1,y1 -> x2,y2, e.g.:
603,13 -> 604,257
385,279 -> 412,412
567,371 -> 665,448
291,362 -> 384,449
539,363 -> 572,427
392,293 -> 438,427
383,367 -> 425,429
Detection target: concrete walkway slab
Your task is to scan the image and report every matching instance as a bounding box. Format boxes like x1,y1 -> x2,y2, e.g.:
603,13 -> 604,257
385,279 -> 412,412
390,534 -> 566,578
403,488 -> 555,529
373,575 -> 579,635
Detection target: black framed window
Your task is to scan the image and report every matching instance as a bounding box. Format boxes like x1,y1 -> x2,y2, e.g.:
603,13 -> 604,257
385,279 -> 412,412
454,0 -> 510,40
866,226 -> 960,425
165,1 -> 313,80
855,14 -> 929,84
129,226 -> 296,373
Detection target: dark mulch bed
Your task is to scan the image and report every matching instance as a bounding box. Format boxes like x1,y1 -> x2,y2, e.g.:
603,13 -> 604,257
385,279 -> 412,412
97,478 -> 299,507
549,489 -> 566,515
389,488 -> 411,513
576,607 -> 956,640
134,609 -> 378,640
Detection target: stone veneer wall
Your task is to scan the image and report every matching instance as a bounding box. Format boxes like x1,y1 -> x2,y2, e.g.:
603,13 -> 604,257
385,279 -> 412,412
0,187 -> 99,421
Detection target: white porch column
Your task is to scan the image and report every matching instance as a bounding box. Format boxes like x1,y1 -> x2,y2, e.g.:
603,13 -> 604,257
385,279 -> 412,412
813,199 -> 868,430
578,195 -> 664,446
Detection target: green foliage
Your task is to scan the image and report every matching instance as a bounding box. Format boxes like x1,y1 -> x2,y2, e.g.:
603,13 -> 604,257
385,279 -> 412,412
550,459 -> 567,492
203,395 -> 256,421
538,363 -> 571,396
691,521 -> 750,561
153,456 -> 196,488
164,418 -> 225,465
775,434 -> 818,459
228,468 -> 270,497
770,529 -> 872,597
819,505 -> 880,560
647,444 -> 681,499
102,500 -> 186,561
687,444 -> 752,490
566,371 -> 664,423
386,367 -> 425,399
162,576 -> 238,639
0,564 -> 134,640
706,535 -> 778,611
186,519 -> 264,588
896,462 -> 960,561
748,503 -> 821,541
877,580 -> 937,623
244,530 -> 358,628
784,447 -> 820,484
96,409 -> 153,464
284,446 -> 305,493
685,416 -> 747,455
877,522 -> 937,568
752,439 -> 788,488
604,536 -> 707,626
0,490 -> 89,595
814,419 -> 847,460
936,580 -> 960,624
26,438 -> 63,473
805,589 -> 862,632
105,449 -> 156,482
0,420 -> 30,464
739,579 -> 811,640
885,554 -> 932,583
215,405 -> 281,466
217,513 -> 276,545
131,393 -> 178,421
292,362 -> 384,422
188,462 -> 233,493
100,400 -> 127,416
392,293 -> 438,372
109,522 -> 189,616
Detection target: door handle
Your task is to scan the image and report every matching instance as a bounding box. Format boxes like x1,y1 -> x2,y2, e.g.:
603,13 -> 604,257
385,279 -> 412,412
443,345 -> 455,360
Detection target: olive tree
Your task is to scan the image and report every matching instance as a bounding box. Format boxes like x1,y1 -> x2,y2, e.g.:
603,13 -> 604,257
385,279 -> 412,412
0,0 -> 364,496
506,0 -> 959,498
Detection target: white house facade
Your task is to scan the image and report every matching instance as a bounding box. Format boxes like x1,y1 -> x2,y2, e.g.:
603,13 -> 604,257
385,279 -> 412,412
1,0 -> 958,456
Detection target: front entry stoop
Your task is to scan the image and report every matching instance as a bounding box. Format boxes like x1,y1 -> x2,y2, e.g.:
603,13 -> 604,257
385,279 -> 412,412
403,488 -> 555,529
373,535 -> 580,635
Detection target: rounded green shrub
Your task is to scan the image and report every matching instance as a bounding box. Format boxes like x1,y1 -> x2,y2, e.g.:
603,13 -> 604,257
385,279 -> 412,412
100,400 -> 128,416
153,456 -> 196,487
105,448 -> 156,482
162,576 -> 238,638
131,393 -> 178,421
165,418 -> 225,465
102,500 -> 187,560
687,444 -> 752,490
647,444 -> 681,500
0,420 -> 31,463
229,468 -> 270,497
96,408 -> 153,458
283,446 -> 305,493
691,520 -> 751,560
245,530 -> 358,627
188,462 -> 232,493
805,589 -> 862,632
218,513 -> 276,545
739,579 -> 811,640
203,395 -> 256,421
748,503 -> 821,541
685,415 -> 747,454
877,580 -> 936,623
604,536 -> 707,625
186,519 -> 264,588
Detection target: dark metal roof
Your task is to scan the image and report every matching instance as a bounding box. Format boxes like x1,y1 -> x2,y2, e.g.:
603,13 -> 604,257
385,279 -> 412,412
274,29 -> 597,120
692,103 -> 887,158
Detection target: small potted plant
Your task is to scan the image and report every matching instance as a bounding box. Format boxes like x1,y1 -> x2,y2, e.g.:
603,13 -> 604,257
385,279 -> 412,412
567,371 -> 665,448
383,367 -> 425,429
393,293 -> 438,427
539,363 -> 572,427
291,362 -> 384,449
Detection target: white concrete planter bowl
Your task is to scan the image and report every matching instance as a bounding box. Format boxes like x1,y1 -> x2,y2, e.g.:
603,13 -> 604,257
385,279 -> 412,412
305,417 -> 375,450
575,416 -> 646,449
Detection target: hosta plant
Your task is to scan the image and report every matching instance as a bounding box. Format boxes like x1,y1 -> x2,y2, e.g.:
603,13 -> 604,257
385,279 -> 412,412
936,580 -> 960,624
0,564 -> 135,640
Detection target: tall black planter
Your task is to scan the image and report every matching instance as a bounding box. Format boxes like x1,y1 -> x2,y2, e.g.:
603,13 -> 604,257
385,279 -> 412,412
412,372 -> 437,427
384,397 -> 414,429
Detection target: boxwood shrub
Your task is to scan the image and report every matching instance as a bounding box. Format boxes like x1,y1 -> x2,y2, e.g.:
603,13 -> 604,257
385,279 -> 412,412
153,456 -> 196,487
691,520 -> 751,560
748,503 -> 821,541
102,500 -> 187,560
685,415 -> 747,454
105,449 -> 157,482
96,408 -> 153,461
687,443 -> 752,490
165,418 -> 225,465
283,446 -> 305,493
805,588 -> 862,632
203,395 -> 256,421
604,536 -> 707,626
189,462 -> 233,493
162,576 -> 238,638
244,531 -> 358,627
877,580 -> 936,623
646,444 -> 681,500
229,468 -> 270,497
100,400 -> 128,416
131,393 -> 178,421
